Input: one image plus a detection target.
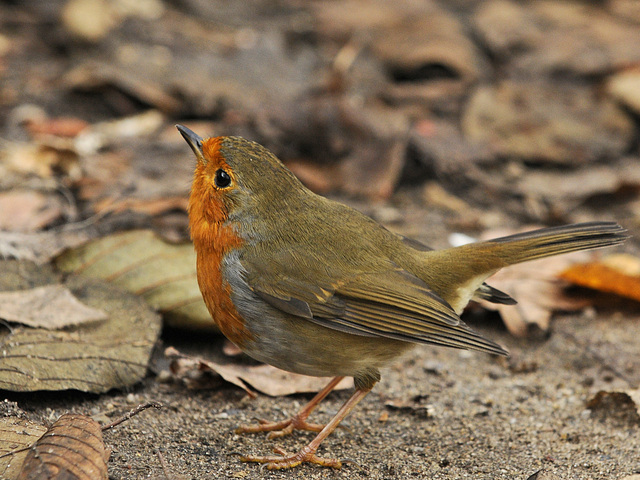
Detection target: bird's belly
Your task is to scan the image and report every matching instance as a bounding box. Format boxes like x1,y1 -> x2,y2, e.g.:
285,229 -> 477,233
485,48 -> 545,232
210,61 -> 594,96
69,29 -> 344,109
241,309 -> 411,378
221,251 -> 411,379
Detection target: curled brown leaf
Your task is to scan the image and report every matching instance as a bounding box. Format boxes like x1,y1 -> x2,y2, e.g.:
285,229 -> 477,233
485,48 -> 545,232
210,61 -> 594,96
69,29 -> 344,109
16,413 -> 109,480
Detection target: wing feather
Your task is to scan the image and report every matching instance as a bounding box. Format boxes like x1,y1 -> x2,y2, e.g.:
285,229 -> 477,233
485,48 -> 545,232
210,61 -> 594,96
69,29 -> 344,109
242,254 -> 506,356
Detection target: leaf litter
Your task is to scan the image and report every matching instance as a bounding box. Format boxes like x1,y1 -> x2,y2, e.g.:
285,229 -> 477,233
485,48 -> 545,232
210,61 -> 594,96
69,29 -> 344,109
0,260 -> 161,393
165,346 -> 352,398
0,401 -> 163,480
0,285 -> 107,329
55,230 -> 213,331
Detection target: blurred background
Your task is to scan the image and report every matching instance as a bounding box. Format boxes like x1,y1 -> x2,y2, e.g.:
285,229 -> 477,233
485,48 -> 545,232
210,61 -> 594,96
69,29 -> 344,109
1,0 -> 639,248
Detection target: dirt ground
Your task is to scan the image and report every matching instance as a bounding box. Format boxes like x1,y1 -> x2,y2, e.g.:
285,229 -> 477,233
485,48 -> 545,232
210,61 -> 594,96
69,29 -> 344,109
10,292 -> 640,480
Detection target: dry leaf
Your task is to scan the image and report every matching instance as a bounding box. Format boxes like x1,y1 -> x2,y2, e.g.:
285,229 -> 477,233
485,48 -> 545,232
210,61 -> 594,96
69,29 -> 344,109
0,262 -> 161,393
462,80 -> 633,165
0,230 -> 91,264
92,196 -> 188,216
74,110 -> 164,155
384,395 -> 435,418
478,247 -> 591,337
286,160 -> 339,194
587,388 -> 640,423
55,230 -> 214,331
222,339 -> 243,357
17,413 -> 108,480
0,417 -> 48,480
0,285 -> 108,329
25,116 -> 90,137
0,190 -> 64,233
559,254 -> 640,302
166,347 -> 352,397
1,141 -> 80,179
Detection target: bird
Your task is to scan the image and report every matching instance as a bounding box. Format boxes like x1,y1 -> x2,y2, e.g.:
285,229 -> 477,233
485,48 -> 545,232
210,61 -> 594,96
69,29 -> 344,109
177,124 -> 627,470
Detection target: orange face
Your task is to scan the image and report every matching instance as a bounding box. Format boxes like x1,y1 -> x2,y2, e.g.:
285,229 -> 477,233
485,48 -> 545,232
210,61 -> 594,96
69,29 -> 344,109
188,137 -> 239,227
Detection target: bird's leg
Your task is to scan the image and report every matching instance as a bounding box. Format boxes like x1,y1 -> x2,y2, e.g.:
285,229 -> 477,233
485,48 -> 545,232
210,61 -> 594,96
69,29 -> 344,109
241,386 -> 371,469
236,376 -> 344,439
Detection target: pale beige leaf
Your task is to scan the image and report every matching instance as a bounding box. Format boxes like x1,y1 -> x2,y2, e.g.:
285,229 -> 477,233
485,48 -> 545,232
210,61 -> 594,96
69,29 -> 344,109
55,230 -> 215,331
0,417 -> 48,480
0,285 -> 108,329
0,230 -> 91,264
477,228 -> 593,337
0,190 -> 63,233
0,261 -> 162,393
166,347 -> 352,397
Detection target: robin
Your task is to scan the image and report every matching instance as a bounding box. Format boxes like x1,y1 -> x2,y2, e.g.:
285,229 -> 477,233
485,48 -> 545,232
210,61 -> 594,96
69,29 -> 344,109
177,125 -> 627,470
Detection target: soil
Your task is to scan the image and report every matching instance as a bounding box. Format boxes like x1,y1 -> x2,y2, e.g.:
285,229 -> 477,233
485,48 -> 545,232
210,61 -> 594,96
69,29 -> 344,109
8,299 -> 640,480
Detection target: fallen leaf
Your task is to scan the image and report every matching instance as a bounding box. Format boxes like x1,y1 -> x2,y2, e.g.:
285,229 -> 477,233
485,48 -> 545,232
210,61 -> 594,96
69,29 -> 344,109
0,285 -> 108,329
608,68 -> 640,114
0,261 -> 161,393
222,339 -> 243,357
422,181 -> 472,214
477,229 -> 593,337
474,1 -> 640,77
0,417 -> 48,480
92,196 -> 188,216
25,116 -> 90,137
0,230 -> 91,264
514,159 -> 640,211
559,254 -> 640,302
384,395 -> 435,418
462,80 -> 633,165
314,0 -> 483,84
0,190 -> 64,233
74,110 -> 164,155
587,388 -> 640,423
165,347 -> 352,397
61,0 -> 119,42
286,159 -> 339,194
55,230 -> 214,331
480,270 -> 590,337
1,141 -> 80,180
17,413 -> 108,480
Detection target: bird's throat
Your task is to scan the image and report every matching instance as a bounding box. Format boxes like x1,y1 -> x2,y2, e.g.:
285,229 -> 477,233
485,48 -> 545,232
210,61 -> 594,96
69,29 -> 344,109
189,187 -> 249,346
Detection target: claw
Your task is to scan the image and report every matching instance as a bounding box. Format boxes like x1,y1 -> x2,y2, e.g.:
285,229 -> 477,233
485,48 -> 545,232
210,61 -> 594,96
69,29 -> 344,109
241,446 -> 343,470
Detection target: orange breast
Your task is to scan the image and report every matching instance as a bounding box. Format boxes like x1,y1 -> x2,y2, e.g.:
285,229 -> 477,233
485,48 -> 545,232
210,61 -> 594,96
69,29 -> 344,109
194,225 -> 250,347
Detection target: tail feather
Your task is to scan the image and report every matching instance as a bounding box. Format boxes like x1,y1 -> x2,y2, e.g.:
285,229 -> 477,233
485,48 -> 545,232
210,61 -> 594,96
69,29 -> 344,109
486,221 -> 628,265
427,221 -> 628,314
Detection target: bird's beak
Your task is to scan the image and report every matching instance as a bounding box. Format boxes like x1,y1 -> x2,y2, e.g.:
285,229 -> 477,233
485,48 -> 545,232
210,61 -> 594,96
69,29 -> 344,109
176,124 -> 206,163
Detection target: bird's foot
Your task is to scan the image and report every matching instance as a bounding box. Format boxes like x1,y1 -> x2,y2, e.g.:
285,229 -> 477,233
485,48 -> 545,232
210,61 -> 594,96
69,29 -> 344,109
240,446 -> 341,470
236,415 -> 325,439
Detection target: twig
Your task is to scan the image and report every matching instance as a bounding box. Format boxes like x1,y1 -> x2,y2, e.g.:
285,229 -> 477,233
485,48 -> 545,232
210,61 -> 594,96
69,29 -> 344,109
101,401 -> 163,432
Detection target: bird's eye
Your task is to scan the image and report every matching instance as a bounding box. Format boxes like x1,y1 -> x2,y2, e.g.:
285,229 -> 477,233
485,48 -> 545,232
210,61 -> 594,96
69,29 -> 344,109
214,169 -> 231,188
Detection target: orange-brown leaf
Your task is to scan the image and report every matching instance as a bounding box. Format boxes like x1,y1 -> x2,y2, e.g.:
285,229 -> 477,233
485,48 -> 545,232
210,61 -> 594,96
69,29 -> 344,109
16,413 -> 109,480
559,254 -> 640,302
